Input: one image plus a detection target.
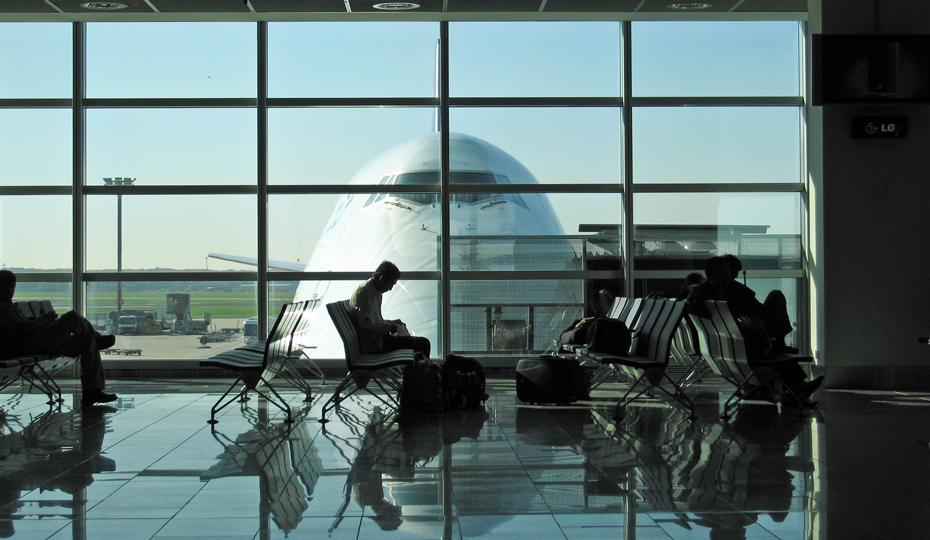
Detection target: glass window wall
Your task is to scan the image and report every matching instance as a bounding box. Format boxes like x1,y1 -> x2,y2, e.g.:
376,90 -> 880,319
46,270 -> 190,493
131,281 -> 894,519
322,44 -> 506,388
0,19 -> 806,361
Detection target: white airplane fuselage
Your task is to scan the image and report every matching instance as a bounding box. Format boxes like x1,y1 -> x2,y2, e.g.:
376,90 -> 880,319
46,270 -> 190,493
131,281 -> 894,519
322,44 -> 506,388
294,132 -> 570,359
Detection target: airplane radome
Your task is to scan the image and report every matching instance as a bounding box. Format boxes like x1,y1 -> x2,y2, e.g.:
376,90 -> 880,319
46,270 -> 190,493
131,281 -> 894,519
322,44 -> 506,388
222,132 -> 577,359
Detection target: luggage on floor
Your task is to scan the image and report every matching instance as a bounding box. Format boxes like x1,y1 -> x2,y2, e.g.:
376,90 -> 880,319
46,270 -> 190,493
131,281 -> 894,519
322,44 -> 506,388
515,355 -> 590,405
400,356 -> 443,411
441,354 -> 488,409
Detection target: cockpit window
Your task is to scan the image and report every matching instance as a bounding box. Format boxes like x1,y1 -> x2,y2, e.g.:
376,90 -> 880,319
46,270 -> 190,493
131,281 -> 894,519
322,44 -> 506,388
362,171 -> 528,209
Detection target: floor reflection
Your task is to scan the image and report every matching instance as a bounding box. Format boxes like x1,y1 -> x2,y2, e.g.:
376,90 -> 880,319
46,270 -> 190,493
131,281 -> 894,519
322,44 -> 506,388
0,404 -> 115,537
2,380 -> 928,539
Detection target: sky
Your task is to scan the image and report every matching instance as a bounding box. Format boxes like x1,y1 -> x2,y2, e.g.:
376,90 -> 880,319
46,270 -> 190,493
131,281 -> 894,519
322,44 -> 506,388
0,20 -> 803,271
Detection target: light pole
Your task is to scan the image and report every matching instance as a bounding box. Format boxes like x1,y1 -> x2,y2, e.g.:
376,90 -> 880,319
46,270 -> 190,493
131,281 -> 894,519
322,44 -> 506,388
103,177 -> 135,332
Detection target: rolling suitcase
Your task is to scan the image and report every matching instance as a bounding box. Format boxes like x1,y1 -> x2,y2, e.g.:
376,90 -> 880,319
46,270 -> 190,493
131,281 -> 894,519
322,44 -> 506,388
515,355 -> 590,405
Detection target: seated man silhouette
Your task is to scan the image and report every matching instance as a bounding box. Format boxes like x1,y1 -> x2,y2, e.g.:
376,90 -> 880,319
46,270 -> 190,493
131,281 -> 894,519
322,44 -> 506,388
350,261 -> 431,358
0,270 -> 118,406
686,256 -> 823,400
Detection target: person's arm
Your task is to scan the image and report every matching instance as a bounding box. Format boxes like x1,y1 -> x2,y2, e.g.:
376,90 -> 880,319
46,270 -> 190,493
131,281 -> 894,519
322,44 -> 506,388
0,303 -> 53,336
19,312 -> 56,334
352,288 -> 395,337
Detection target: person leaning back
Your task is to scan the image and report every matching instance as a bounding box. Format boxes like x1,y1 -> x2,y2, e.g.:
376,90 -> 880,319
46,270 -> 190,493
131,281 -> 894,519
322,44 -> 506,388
0,270 -> 118,407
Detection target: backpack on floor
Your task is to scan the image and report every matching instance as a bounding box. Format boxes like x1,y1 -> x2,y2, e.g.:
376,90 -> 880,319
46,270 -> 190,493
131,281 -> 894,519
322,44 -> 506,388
400,356 -> 443,411
441,354 -> 488,410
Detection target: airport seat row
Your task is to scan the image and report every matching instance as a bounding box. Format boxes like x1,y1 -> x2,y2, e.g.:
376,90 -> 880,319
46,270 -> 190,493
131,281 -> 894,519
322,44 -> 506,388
568,297 -> 696,420
688,300 -> 815,418
201,300 -> 319,424
0,301 -> 76,409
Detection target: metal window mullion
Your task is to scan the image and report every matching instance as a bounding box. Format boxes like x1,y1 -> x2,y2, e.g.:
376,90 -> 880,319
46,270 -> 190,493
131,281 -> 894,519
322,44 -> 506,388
622,20 -> 634,298
440,21 -> 451,359
257,21 -> 269,340
73,21 -> 85,315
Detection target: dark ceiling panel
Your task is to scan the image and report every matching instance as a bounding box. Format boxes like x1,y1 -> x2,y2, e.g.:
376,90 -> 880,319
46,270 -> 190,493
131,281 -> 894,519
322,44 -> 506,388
250,0 -> 347,12
0,0 -> 58,13
46,0 -> 155,13
447,0 -> 541,12
543,0 -> 641,12
636,0 -> 740,13
737,0 -> 806,12
148,0 -> 251,13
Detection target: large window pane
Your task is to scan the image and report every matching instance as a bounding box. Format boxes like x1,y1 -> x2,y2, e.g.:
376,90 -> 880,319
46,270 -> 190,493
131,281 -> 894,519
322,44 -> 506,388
450,107 -> 622,185
87,109 -> 257,186
0,196 -> 72,271
451,279 -> 583,356
0,109 -> 72,187
268,108 -> 433,186
632,21 -> 801,97
86,281 -> 256,360
0,23 -> 71,99
86,22 -> 256,99
85,195 -> 256,272
633,107 -> 802,184
268,22 -> 438,98
450,21 -> 621,97
634,193 -> 802,271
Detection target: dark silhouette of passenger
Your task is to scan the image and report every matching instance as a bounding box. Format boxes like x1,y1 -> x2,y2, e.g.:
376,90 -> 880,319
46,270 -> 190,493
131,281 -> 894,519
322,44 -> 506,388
0,270 -> 118,406
350,261 -> 431,358
676,272 -> 705,300
686,257 -> 823,399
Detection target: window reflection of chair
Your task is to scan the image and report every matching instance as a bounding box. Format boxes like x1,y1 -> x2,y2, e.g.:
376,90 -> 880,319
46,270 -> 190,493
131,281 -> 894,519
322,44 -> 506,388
202,408 -> 321,537
580,403 -> 811,539
319,300 -> 415,422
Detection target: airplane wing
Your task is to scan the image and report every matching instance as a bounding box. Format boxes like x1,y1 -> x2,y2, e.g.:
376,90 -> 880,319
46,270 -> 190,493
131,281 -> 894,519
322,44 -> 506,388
208,253 -> 306,272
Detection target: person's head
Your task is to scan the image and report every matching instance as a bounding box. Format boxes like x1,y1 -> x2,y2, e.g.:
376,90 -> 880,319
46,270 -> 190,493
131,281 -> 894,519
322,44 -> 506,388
684,272 -> 704,286
722,254 -> 742,280
372,261 -> 401,293
0,270 -> 16,302
704,256 -> 732,289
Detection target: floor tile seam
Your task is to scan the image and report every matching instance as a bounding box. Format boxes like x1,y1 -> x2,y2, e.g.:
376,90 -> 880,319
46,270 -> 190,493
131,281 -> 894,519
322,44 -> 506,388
492,402 -> 575,519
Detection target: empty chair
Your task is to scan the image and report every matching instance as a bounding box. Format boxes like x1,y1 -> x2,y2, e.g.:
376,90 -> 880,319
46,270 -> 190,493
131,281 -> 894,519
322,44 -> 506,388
201,301 -> 311,424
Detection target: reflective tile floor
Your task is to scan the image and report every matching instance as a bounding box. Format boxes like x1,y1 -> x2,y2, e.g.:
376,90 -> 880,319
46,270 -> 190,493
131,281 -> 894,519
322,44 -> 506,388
2,376 -> 930,540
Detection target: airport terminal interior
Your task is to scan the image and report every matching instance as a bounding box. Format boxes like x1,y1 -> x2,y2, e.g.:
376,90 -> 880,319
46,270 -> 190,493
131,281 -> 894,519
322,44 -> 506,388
4,0 -> 930,538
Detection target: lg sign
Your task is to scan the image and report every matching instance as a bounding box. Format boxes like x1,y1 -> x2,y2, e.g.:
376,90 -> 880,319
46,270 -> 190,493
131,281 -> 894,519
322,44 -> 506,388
852,116 -> 909,138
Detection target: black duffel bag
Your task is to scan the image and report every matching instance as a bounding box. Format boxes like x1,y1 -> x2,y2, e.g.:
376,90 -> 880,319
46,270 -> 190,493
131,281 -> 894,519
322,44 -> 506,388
585,317 -> 632,356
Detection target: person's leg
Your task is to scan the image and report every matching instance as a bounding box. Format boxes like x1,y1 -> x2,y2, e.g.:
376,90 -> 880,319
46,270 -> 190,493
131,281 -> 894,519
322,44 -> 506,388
46,312 -> 111,399
382,335 -> 431,358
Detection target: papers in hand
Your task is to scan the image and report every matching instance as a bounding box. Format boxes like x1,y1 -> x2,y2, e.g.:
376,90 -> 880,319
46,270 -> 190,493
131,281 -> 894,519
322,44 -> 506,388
394,323 -> 411,337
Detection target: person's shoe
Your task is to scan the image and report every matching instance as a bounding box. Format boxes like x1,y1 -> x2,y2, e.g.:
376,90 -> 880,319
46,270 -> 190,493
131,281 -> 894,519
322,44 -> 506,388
798,375 -> 825,397
96,334 -> 116,350
81,389 -> 118,407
